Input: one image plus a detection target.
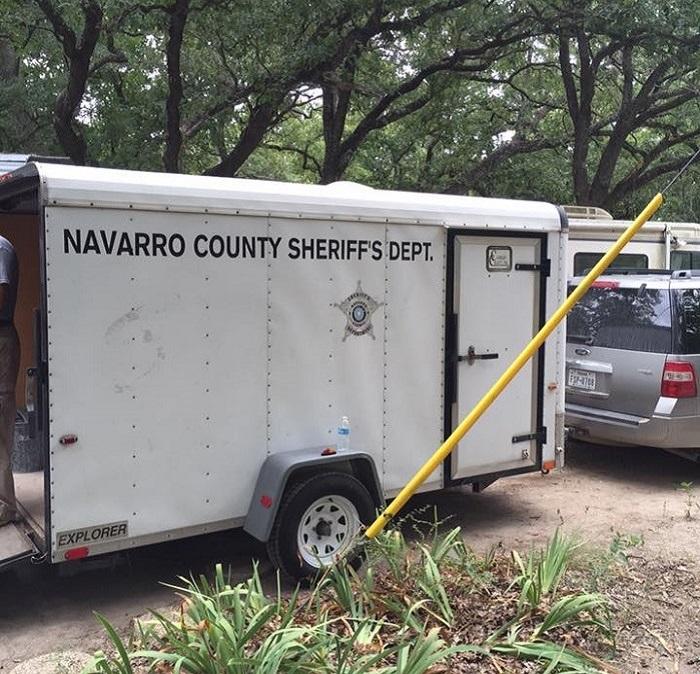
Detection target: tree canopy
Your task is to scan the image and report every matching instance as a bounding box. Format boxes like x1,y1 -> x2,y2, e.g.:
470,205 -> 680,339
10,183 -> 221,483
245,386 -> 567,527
1,0 -> 699,218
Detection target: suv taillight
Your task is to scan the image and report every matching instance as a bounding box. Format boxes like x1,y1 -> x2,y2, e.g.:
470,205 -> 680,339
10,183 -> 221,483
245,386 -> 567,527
661,361 -> 697,398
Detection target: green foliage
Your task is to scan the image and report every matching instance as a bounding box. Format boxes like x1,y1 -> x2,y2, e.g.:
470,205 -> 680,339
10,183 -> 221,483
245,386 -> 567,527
511,528 -> 581,610
582,531 -> 644,592
3,0 -> 700,213
87,527 -> 616,674
677,481 -> 698,520
490,639 -> 603,673
532,593 -> 611,640
85,614 -> 135,674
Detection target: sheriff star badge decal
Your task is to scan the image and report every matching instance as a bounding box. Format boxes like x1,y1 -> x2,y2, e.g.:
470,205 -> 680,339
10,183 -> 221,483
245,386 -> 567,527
335,281 -> 383,342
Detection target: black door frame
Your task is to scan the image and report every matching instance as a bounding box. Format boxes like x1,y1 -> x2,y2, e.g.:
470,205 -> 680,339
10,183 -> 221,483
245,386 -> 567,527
443,228 -> 549,488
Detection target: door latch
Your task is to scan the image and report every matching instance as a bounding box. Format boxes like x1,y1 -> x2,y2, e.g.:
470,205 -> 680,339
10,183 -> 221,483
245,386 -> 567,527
458,345 -> 499,365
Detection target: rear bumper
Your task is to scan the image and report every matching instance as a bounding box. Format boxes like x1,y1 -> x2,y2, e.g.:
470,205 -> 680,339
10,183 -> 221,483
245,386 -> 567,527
565,403 -> 700,449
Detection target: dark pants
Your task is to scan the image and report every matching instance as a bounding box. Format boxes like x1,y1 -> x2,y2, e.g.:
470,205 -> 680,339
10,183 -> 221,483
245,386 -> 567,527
0,325 -> 19,522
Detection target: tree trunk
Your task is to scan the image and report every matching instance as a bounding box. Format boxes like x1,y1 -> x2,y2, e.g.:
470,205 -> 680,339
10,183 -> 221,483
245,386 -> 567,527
319,79 -> 353,184
205,94 -> 283,177
162,0 -> 190,172
35,0 -> 103,165
0,38 -> 18,81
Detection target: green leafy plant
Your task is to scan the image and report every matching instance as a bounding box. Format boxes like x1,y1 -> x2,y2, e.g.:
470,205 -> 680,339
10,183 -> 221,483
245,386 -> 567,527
533,593 -> 611,640
84,614 -> 135,674
415,544 -> 453,625
490,638 -> 603,673
584,531 -> 644,591
511,529 -> 581,610
88,527 -> 615,674
678,481 -> 697,520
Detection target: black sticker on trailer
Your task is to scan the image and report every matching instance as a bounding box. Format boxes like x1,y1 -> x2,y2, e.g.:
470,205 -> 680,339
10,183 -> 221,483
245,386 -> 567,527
486,246 -> 512,272
56,521 -> 128,549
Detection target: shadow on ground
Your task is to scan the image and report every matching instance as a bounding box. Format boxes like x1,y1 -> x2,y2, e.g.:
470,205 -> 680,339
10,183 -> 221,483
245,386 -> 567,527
564,439 -> 700,487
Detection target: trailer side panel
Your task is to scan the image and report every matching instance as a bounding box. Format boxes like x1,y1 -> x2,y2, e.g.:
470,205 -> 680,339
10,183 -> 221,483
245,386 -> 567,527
45,207 -> 270,560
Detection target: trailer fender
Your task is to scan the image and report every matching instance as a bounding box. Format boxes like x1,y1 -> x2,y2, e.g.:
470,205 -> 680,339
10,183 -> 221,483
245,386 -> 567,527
243,447 -> 383,543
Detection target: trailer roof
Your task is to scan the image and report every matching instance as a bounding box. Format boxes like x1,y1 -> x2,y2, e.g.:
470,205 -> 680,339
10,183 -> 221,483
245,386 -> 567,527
8,163 -> 563,230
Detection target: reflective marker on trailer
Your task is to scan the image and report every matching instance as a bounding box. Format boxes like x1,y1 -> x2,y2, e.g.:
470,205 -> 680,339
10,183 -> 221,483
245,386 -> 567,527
64,546 -> 89,560
59,434 -> 78,446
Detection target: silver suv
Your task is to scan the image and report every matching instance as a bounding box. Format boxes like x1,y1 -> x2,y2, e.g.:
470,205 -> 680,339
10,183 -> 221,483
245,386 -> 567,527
565,270 -> 700,454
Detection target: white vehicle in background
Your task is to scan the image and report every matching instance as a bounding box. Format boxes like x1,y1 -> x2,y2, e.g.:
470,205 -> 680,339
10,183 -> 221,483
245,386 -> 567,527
0,153 -> 70,175
565,205 -> 700,276
0,163 -> 567,579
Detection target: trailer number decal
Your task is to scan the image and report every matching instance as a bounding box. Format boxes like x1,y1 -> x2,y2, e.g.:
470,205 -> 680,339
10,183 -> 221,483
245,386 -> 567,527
335,282 -> 383,341
56,521 -> 128,549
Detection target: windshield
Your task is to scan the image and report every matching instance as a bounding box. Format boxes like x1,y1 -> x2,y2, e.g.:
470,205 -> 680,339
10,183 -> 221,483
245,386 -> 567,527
567,284 -> 673,353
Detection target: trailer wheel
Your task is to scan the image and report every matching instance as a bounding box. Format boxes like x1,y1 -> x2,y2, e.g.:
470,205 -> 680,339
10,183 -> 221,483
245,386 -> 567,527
267,472 -> 374,581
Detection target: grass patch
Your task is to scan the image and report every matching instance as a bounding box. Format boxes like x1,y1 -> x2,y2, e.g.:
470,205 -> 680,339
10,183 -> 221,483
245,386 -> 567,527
85,527 -> 619,674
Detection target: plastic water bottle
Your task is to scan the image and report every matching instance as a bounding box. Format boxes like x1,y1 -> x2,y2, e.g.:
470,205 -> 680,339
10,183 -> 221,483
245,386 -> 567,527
337,416 -> 350,451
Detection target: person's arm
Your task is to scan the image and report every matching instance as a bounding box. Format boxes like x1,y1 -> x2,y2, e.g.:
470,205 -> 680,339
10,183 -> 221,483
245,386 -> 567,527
0,246 -> 10,312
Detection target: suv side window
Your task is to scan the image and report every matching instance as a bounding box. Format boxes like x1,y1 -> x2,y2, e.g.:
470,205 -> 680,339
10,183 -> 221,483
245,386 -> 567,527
567,284 -> 672,353
676,288 -> 700,354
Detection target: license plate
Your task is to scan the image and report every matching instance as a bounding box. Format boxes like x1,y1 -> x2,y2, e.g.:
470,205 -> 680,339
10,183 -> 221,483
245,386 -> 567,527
568,368 -> 596,391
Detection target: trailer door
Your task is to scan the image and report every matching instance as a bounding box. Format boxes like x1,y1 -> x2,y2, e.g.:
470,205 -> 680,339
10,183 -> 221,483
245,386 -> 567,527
450,234 -> 543,480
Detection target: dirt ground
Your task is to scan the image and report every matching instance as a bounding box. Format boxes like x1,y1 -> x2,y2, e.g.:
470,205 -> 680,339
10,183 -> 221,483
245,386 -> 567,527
2,440 -> 700,673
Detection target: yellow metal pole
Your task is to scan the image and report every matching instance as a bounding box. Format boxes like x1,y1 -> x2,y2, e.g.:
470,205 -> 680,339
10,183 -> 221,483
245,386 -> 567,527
365,192 -> 664,539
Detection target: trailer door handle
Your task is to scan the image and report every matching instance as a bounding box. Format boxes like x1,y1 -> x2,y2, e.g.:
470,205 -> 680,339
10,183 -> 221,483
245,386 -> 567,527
458,346 -> 499,364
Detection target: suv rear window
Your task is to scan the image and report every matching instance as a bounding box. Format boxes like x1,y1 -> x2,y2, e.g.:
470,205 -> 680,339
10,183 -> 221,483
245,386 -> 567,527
567,284 -> 672,353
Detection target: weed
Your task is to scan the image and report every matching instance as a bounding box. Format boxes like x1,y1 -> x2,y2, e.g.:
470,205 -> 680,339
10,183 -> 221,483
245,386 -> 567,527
608,532 -> 643,562
583,531 -> 643,591
677,481 -> 698,520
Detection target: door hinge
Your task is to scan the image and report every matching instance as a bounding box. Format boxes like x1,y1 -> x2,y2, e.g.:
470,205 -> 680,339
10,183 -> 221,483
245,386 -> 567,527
515,259 -> 550,277
512,427 -> 547,444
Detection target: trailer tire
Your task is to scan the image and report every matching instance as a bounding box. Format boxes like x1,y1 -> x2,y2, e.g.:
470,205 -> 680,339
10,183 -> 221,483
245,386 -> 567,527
267,472 -> 374,582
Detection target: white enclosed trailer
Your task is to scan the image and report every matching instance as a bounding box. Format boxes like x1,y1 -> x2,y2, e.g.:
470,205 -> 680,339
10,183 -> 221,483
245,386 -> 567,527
0,164 -> 566,578
566,205 -> 700,276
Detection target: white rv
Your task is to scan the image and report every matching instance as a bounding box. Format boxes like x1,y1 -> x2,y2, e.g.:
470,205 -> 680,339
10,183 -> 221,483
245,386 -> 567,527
0,164 -> 567,578
566,205 -> 700,276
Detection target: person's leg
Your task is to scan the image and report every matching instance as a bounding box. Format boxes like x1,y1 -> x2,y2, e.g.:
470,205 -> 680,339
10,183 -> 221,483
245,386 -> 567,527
0,393 -> 15,524
0,326 -> 19,525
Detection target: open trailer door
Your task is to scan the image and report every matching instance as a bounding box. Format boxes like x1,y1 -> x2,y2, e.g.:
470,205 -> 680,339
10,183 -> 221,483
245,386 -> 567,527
449,232 -> 546,481
0,163 -> 48,568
